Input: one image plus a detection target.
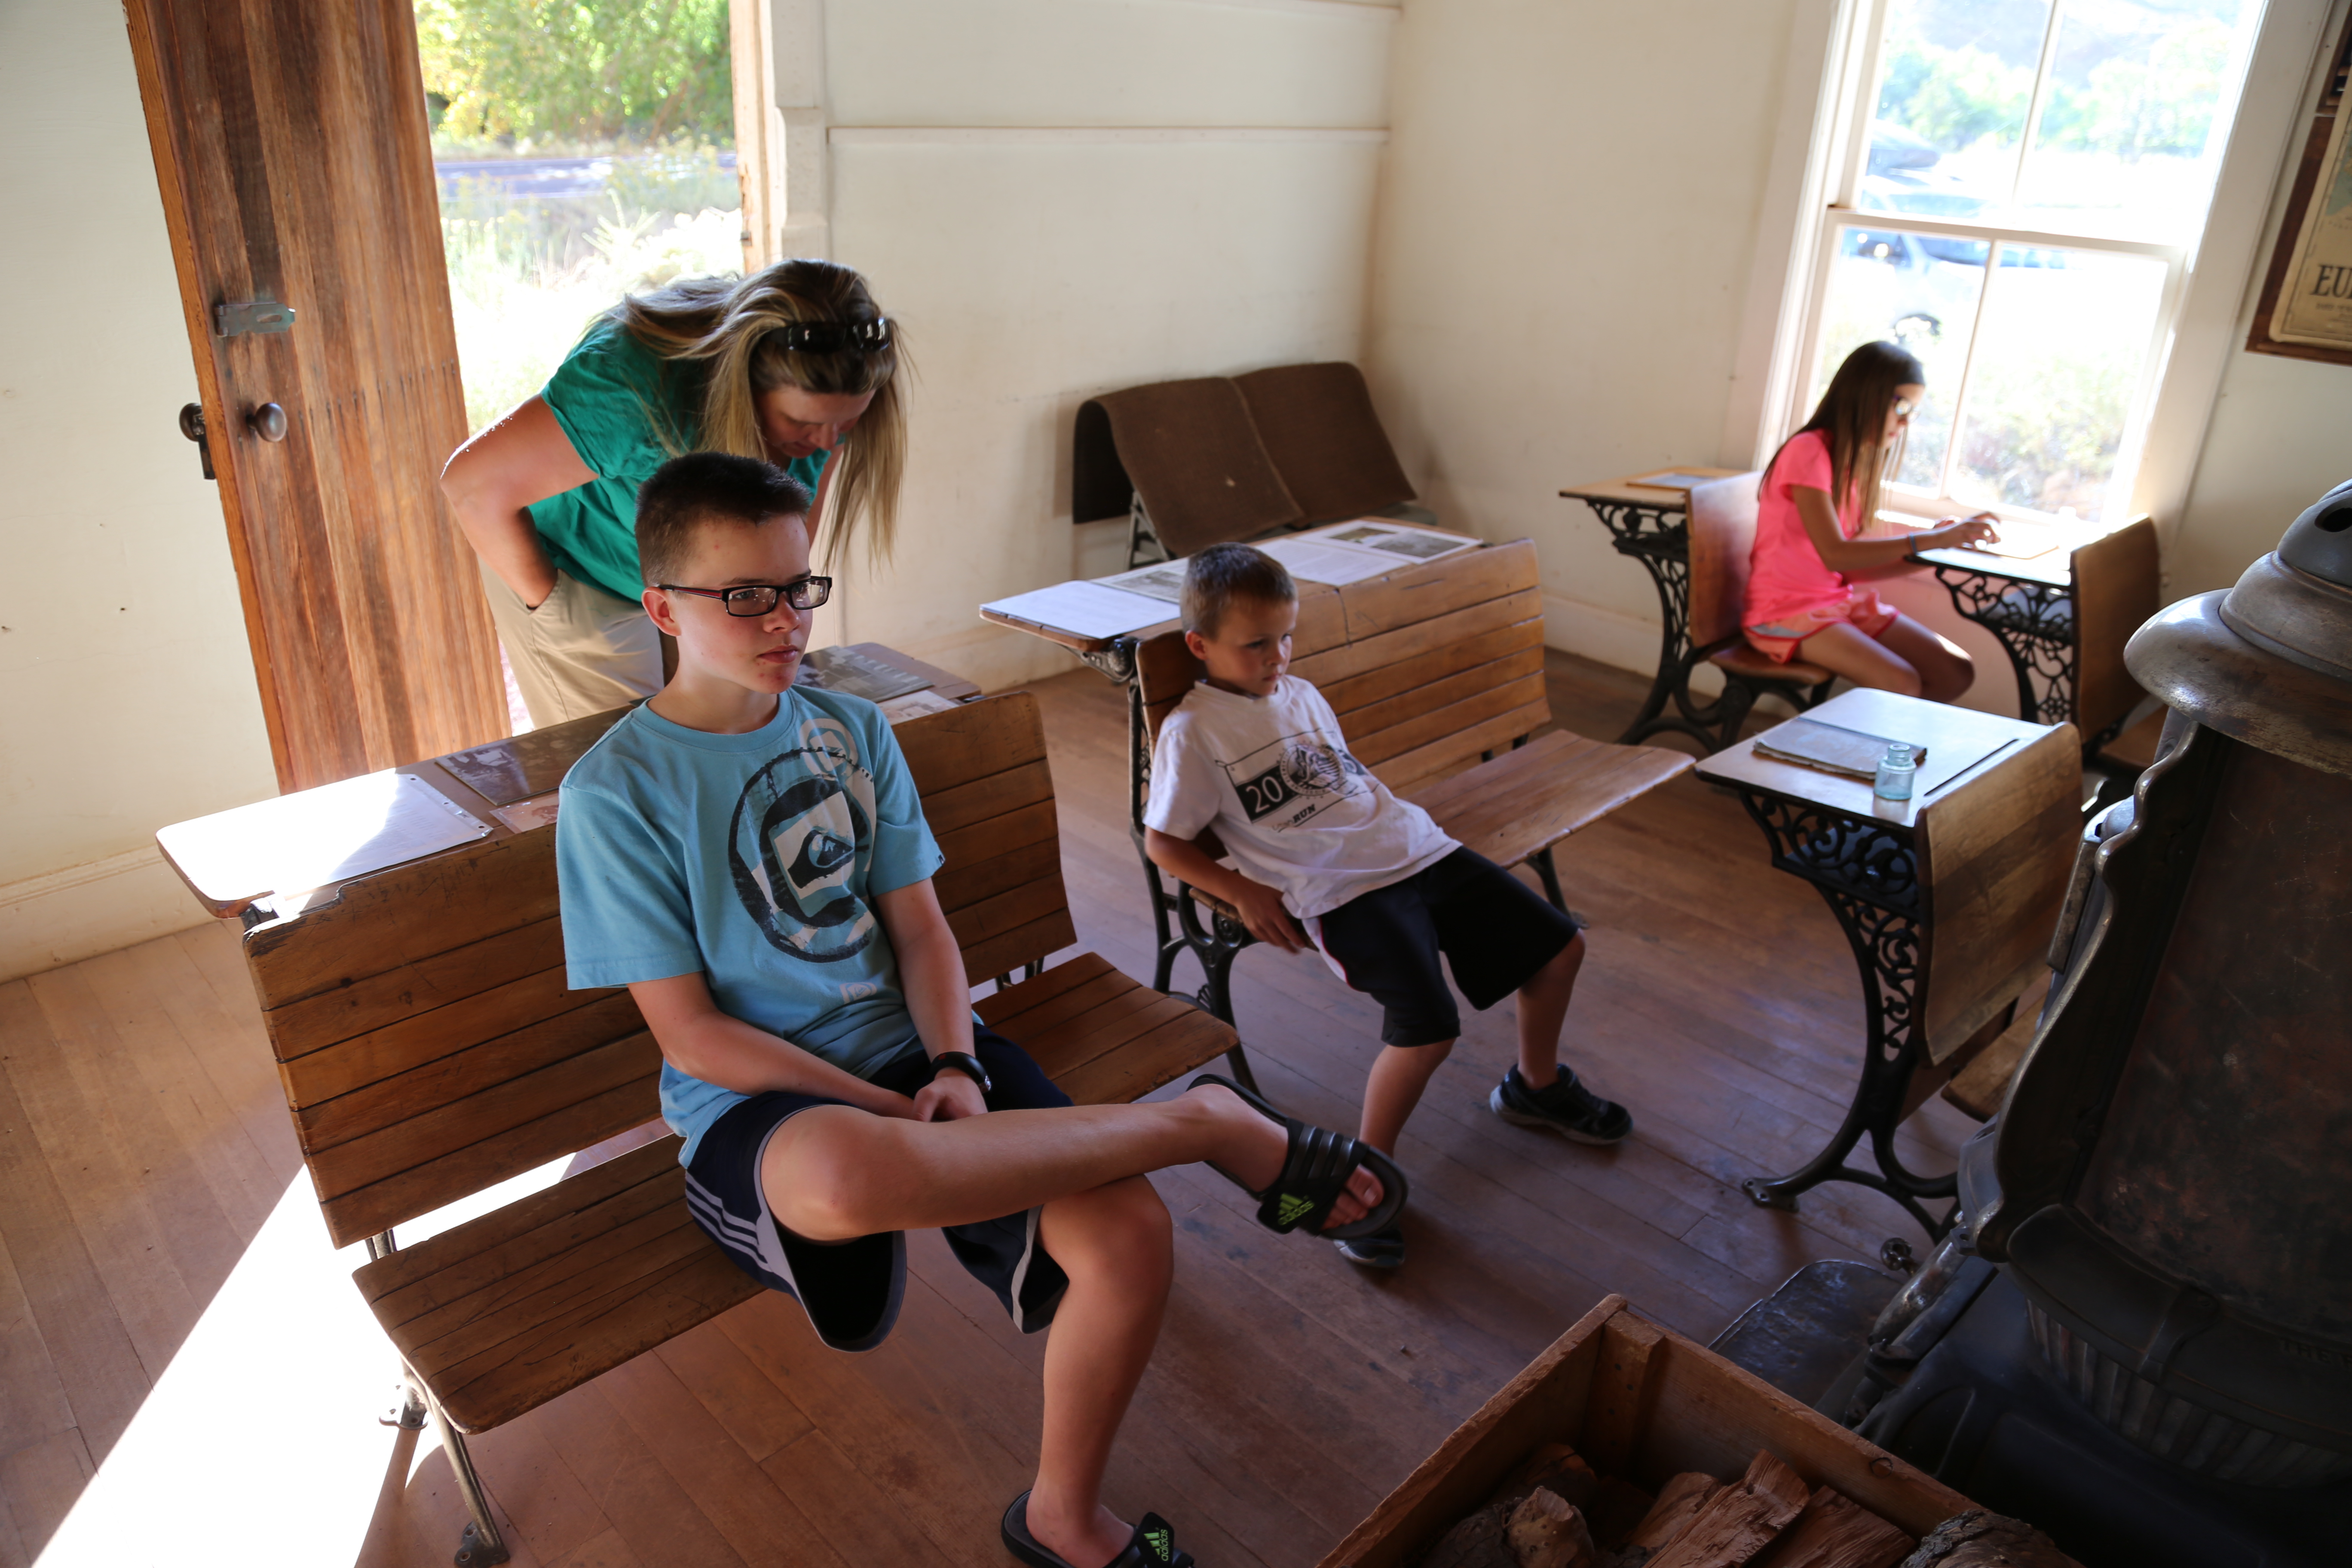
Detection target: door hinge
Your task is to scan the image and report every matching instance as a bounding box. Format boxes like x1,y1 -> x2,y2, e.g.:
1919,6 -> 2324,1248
214,296 -> 296,337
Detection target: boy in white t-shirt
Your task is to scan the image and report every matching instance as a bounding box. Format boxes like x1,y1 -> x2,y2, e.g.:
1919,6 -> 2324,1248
1143,543 -> 1630,1270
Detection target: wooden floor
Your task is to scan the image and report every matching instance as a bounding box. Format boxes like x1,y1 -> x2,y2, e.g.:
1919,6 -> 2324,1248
0,652 -> 1977,1568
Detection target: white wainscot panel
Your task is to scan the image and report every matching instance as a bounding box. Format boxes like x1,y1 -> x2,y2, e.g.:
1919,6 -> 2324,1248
827,0 -> 1397,128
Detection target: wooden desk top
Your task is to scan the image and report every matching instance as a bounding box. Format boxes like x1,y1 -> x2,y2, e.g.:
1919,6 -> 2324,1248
157,642 -> 977,919
1694,689 -> 2061,833
1558,468 -> 1746,508
981,524 -> 1482,657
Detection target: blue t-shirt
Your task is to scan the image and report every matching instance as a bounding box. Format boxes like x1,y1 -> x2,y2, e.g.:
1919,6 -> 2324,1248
556,687 -> 945,1163
531,318 -> 830,604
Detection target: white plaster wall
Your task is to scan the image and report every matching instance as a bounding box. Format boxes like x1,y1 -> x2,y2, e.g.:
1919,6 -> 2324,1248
1365,0 -> 1822,680
2169,56 -> 2352,611
2173,349 -> 2352,596
812,0 -> 1400,689
0,0 -> 277,980
828,0 -> 1396,128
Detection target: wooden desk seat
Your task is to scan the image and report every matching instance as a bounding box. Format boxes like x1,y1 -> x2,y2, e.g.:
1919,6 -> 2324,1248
236,692 -> 1234,1561
1130,539 -> 1692,1032
1683,474 -> 1834,753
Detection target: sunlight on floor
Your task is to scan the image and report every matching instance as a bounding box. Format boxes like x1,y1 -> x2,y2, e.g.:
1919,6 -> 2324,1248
35,1155 -> 572,1567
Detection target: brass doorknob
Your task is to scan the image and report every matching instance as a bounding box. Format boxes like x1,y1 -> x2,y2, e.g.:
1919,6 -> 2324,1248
248,402 -> 288,442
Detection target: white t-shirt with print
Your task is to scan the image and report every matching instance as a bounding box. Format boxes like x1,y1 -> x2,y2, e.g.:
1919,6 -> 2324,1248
1142,674 -> 1457,919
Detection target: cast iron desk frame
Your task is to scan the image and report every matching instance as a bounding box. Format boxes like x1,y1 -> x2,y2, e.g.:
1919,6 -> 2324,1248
1914,545 -> 2101,741
1564,481 -> 2096,746
1719,778 -> 1955,1240
1558,478 -> 1731,746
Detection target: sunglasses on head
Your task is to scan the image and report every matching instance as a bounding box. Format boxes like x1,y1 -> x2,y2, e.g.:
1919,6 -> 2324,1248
772,318 -> 892,354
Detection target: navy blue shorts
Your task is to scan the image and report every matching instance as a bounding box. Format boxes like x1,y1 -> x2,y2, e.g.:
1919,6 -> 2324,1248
683,1026 -> 1073,1353
1315,847 -> 1580,1047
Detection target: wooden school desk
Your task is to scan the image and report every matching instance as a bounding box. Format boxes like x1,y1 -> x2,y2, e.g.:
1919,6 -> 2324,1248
158,642 -> 979,920
1914,514 -> 2151,743
1694,689 -> 2078,1244
1564,472 -> 2147,746
1557,470 -> 1746,744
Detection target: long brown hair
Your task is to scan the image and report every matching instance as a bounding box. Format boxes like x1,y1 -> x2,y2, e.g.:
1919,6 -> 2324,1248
609,259 -> 907,567
1764,340 -> 1923,529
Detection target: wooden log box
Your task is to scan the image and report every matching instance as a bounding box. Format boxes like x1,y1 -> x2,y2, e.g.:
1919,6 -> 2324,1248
1319,1298 -> 1988,1568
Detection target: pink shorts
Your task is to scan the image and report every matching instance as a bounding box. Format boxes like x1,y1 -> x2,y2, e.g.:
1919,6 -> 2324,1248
1743,588 -> 1899,664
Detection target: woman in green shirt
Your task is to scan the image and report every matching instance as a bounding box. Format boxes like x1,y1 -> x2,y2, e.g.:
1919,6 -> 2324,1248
443,258 -> 905,727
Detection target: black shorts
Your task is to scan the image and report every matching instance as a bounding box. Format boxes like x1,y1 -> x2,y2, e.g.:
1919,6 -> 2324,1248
1315,847 -> 1580,1047
683,1026 -> 1074,1353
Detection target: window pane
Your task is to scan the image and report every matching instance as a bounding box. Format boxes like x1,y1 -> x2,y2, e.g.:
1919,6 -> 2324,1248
1865,0 -> 2054,221
2013,0 -> 2261,243
1948,246 -> 2168,521
1810,225 -> 1989,492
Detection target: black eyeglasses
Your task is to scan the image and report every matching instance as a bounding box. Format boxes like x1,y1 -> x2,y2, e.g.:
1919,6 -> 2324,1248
771,319 -> 891,354
658,576 -> 833,616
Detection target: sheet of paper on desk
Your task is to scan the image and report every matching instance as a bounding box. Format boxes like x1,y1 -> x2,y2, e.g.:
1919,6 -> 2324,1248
1963,518 -> 2063,560
1626,471 -> 1718,491
879,688 -> 959,723
1097,560 -> 1190,603
983,579 -> 1173,638
1310,520 -> 1480,562
159,770 -> 493,907
1255,536 -> 1402,586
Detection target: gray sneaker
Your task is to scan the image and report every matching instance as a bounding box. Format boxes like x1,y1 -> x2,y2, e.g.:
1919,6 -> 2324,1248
1489,1065 -> 1632,1145
1333,1224 -> 1406,1270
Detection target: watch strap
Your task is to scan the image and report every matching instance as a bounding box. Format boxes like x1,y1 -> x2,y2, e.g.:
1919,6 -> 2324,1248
930,1050 -> 992,1094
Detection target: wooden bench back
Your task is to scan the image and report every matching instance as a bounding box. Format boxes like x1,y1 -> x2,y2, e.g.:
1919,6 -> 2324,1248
244,691 -> 1069,1250
896,692 -> 1078,981
1135,539 -> 1549,799
1231,362 -> 1417,524
2069,515 -> 2159,737
1687,472 -> 1766,651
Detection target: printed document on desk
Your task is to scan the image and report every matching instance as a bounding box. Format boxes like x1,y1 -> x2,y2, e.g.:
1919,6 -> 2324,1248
1311,519 -> 1479,563
983,579 -> 1173,639
1098,560 -> 1190,603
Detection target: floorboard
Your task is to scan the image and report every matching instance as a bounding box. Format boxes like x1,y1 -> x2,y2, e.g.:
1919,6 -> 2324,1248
0,649 -> 1993,1567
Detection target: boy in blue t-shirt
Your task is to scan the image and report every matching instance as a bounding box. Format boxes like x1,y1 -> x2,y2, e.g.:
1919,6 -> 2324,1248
556,453 -> 1403,1568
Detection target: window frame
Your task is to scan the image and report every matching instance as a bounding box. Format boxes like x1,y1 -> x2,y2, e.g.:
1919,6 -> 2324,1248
1737,0 -> 2341,554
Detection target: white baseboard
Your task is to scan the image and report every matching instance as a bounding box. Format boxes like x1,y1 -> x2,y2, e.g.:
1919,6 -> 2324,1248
1540,592 -> 1726,697
0,845 -> 216,983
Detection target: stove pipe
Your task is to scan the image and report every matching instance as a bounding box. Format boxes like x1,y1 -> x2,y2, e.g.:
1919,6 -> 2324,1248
1963,478 -> 2352,1488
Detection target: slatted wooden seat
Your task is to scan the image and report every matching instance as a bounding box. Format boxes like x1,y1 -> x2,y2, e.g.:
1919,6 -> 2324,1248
228,690 -> 1234,1565
1128,538 -> 1694,1030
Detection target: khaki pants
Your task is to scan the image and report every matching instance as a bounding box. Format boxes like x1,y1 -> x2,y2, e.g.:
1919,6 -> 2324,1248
482,563 -> 662,729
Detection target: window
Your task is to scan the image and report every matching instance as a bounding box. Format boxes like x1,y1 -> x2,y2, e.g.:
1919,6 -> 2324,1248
1791,0 -> 2266,526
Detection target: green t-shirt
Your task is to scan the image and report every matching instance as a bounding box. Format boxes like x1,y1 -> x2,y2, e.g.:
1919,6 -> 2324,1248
531,318 -> 832,604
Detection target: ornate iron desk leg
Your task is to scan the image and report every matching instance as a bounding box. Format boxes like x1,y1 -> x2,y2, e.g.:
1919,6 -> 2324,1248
1080,634 -> 1139,685
1931,566 -> 2076,727
1580,499 -> 1693,744
1733,794 -> 1957,1240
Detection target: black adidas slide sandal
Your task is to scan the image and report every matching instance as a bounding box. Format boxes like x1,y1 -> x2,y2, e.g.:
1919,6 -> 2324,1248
1189,1072 -> 1409,1242
1001,1490 -> 1194,1568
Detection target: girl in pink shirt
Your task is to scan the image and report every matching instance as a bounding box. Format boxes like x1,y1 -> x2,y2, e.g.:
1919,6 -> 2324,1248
1744,341 -> 1997,702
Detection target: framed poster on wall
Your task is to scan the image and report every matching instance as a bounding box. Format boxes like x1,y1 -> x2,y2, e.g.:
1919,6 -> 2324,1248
2250,10 -> 2352,364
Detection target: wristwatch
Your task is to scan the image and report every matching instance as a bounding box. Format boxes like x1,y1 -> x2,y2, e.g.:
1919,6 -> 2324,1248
930,1050 -> 992,1094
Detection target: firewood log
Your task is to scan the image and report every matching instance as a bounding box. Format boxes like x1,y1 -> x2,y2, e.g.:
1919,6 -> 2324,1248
1507,1488 -> 1598,1568
1622,1472 -> 1723,1553
1893,1512 -> 2076,1568
1420,1501 -> 1516,1568
1750,1488 -> 1915,1568
1645,1450 -> 1813,1568
1494,1442 -> 1603,1513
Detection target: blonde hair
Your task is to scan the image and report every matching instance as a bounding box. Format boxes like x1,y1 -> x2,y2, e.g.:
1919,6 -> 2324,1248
609,259 -> 906,567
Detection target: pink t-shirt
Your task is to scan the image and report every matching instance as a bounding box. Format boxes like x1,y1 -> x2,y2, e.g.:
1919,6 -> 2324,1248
1744,429 -> 1865,629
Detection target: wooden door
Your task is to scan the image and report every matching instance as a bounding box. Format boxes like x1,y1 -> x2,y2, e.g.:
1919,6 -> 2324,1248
124,0 -> 505,792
